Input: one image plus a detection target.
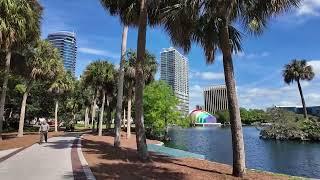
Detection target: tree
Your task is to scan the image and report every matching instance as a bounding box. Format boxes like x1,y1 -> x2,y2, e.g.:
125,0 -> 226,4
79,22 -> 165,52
99,0 -> 154,159
283,59 -> 314,119
49,71 -> 75,132
100,0 -> 133,148
0,0 -> 42,140
144,81 -> 181,139
82,61 -> 116,136
124,50 -> 157,138
16,40 -> 63,137
159,0 -> 300,176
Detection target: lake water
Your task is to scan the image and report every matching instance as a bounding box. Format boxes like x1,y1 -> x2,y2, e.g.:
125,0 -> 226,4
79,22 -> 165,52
165,126 -> 320,178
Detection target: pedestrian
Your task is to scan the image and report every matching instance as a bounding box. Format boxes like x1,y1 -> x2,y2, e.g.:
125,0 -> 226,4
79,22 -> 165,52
39,120 -> 50,144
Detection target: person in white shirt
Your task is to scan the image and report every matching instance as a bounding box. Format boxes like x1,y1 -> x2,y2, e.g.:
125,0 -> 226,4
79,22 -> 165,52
39,120 -> 50,144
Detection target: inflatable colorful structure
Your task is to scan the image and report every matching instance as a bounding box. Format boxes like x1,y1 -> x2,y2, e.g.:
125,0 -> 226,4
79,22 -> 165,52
189,109 -> 221,126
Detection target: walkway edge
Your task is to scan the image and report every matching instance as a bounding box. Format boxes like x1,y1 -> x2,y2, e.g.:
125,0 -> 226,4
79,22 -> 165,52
78,135 -> 96,180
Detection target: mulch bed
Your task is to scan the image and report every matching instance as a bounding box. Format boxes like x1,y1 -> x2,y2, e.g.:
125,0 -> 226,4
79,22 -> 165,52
81,132 -> 288,180
0,131 -> 64,150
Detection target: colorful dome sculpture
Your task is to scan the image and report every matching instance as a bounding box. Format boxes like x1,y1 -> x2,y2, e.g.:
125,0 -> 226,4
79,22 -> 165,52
189,109 -> 217,124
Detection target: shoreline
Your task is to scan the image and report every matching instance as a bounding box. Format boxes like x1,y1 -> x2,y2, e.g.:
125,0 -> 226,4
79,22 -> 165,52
81,132 -> 296,180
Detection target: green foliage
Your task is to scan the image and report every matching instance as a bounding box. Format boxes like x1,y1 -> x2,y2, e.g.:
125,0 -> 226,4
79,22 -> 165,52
215,108 -> 268,125
215,110 -> 230,124
15,84 -> 26,94
261,108 -> 320,141
143,81 -> 182,137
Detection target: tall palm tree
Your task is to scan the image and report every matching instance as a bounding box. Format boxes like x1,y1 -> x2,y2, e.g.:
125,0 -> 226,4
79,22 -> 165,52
0,0 -> 42,140
283,59 -> 314,119
157,0 -> 300,176
17,40 -> 63,137
49,71 -> 75,132
100,0 -> 132,147
124,50 -> 157,138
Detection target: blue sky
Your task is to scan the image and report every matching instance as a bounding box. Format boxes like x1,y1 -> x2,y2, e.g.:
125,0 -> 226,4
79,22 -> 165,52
40,0 -> 320,110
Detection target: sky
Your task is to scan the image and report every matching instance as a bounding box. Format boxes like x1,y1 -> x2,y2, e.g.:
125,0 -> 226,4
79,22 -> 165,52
39,0 -> 320,110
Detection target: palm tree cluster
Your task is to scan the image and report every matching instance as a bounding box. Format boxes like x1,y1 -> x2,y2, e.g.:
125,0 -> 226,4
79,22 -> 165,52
0,0 -> 307,178
100,0 -> 301,176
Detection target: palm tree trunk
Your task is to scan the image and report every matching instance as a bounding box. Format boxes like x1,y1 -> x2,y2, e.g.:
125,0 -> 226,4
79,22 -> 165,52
54,100 -> 59,132
220,24 -> 246,177
135,0 -> 149,160
18,83 -> 32,137
99,90 -> 106,136
297,79 -> 308,119
127,89 -> 132,139
85,106 -> 89,128
114,25 -> 129,147
106,99 -> 112,129
0,51 -> 11,141
91,90 -> 98,133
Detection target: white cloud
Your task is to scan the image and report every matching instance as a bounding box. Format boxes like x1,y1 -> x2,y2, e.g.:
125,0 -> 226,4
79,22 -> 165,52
238,81 -> 320,109
308,60 -> 320,76
296,0 -> 320,16
78,47 -> 120,59
234,51 -> 270,59
189,85 -> 204,110
192,72 -> 225,80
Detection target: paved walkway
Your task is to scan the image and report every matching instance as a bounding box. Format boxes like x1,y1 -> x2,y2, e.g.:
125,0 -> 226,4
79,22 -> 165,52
0,134 -> 91,180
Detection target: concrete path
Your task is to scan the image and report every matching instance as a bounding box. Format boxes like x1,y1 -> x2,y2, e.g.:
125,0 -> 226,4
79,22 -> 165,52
0,133 -> 92,180
0,148 -> 21,159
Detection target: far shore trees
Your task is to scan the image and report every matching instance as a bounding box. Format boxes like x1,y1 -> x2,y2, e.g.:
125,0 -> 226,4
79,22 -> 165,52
283,60 -> 315,119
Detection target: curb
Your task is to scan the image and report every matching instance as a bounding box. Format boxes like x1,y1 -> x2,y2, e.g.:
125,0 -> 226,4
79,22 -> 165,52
78,135 -> 96,180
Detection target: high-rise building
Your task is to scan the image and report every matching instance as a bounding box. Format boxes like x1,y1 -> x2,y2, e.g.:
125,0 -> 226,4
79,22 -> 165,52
47,31 -> 77,75
204,85 -> 228,114
160,47 -> 189,115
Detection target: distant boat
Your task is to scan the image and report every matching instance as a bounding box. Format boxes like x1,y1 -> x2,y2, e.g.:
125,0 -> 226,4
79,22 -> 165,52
189,109 -> 222,127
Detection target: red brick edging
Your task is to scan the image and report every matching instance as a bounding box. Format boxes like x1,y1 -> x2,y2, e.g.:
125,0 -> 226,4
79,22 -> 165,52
71,138 -> 87,180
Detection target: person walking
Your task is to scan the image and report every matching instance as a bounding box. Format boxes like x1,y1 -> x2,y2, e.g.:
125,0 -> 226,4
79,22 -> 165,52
39,120 -> 50,144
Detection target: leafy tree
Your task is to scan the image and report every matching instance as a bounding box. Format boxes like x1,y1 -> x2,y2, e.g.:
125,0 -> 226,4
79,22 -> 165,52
144,81 -> 181,139
283,59 -> 314,119
49,71 -> 75,132
158,0 -> 300,176
16,40 -> 63,137
124,50 -> 157,138
0,0 -> 42,140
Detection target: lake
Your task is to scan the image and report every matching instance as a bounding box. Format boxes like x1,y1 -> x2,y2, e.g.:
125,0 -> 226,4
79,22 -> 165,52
165,126 -> 320,178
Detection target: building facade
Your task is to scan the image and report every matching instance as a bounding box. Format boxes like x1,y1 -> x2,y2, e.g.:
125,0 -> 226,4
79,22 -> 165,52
160,47 -> 189,115
204,85 -> 228,114
47,31 -> 77,75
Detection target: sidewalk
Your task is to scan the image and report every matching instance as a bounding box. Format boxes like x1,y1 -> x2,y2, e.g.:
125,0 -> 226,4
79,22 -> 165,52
0,133 -> 89,180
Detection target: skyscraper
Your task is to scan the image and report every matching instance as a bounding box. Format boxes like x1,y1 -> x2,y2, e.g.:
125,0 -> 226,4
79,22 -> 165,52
47,31 -> 77,75
204,85 -> 228,114
160,47 -> 189,115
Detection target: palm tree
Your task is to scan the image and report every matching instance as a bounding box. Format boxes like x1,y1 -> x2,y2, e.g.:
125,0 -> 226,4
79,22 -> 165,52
0,0 -> 42,140
49,71 -> 75,132
100,0 -> 132,147
17,40 -> 63,137
100,0 -> 155,159
124,50 -> 157,138
283,60 -> 314,119
158,0 -> 300,176
82,61 -> 116,136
